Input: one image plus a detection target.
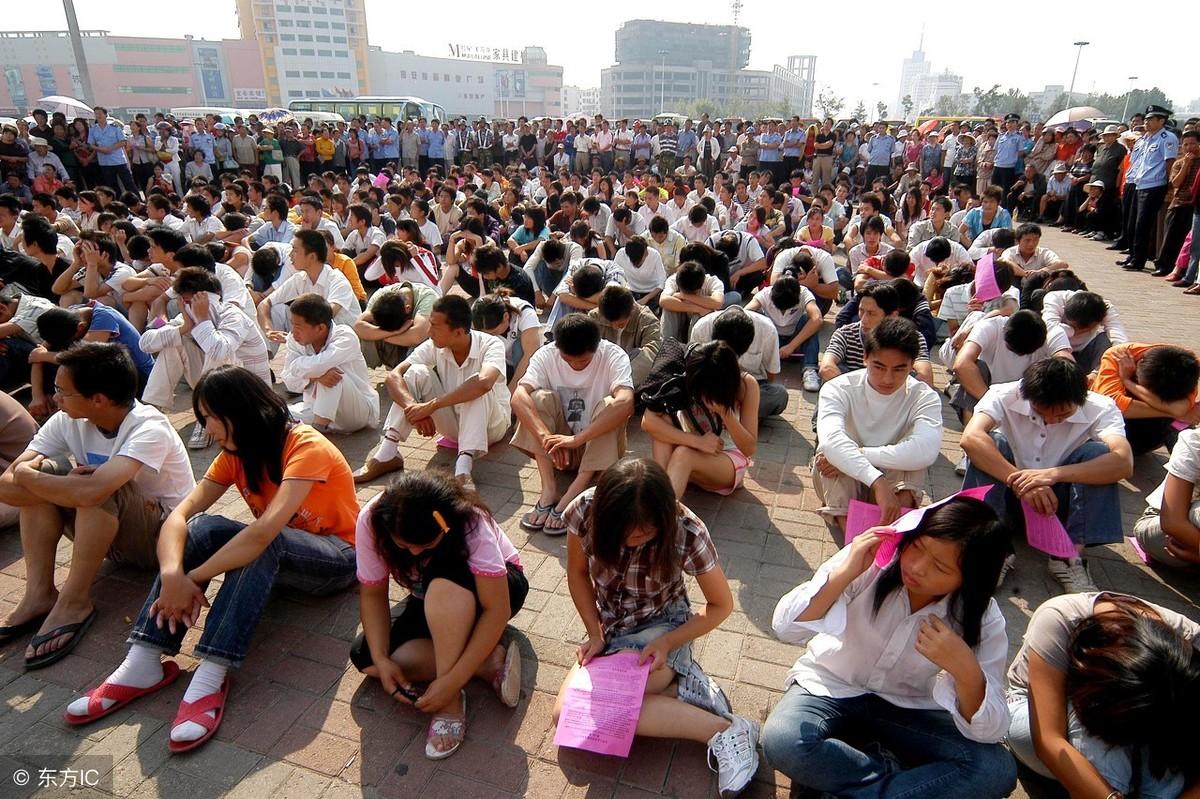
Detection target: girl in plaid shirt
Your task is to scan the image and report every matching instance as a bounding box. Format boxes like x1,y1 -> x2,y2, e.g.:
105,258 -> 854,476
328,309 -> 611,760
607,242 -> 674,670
554,458 -> 761,797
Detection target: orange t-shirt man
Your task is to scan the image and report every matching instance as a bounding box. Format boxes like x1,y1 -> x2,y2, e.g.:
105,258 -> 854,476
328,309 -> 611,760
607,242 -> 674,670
1090,343 -> 1199,417
205,424 -> 358,546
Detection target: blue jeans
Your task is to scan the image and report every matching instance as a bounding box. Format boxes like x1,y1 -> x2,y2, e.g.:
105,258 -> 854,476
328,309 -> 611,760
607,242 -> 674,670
961,431 -> 1123,546
602,599 -> 694,677
778,331 -> 820,370
762,685 -> 1016,799
1007,691 -> 1184,798
1181,209 -> 1200,284
128,514 -> 357,668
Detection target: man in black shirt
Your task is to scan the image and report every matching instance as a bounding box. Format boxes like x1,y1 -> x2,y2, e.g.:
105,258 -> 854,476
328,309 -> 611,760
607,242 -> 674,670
474,241 -> 536,305
5,219 -> 70,301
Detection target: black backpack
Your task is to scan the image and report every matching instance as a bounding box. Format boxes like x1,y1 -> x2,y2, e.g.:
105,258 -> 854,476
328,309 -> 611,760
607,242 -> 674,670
637,337 -> 724,436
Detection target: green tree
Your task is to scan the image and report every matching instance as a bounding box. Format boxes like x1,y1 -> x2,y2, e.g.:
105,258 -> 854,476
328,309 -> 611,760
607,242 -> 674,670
875,101 -> 889,121
901,94 -> 914,121
851,101 -> 867,122
816,87 -> 844,120
971,84 -> 1004,115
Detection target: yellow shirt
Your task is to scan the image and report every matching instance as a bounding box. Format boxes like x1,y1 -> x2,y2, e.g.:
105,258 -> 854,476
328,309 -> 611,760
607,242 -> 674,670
315,137 -> 336,160
331,251 -> 367,301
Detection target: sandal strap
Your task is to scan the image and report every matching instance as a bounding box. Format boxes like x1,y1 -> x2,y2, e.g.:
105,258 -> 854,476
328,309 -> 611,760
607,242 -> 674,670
86,681 -> 151,717
29,613 -> 93,649
428,716 -> 465,737
171,682 -> 227,732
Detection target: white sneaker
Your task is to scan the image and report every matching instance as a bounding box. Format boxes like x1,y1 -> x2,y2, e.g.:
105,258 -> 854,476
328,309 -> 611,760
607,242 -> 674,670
187,422 -> 213,450
955,453 -> 969,476
802,368 -> 821,393
1048,557 -> 1098,593
707,713 -> 759,798
996,553 -> 1017,589
677,662 -> 731,717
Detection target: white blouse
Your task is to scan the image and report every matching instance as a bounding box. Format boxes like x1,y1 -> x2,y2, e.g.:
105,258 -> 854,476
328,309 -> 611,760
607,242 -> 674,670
771,544 -> 1011,743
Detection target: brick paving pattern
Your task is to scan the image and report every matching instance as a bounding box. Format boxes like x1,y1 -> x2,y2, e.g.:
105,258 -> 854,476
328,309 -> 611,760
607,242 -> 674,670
0,228 -> 1196,798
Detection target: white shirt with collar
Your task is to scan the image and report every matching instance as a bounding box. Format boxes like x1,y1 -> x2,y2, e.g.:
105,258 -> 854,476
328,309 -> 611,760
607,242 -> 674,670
963,315 -> 1073,384
973,380 -> 1126,470
1040,289 -> 1129,352
772,544 -> 1010,743
1000,245 -> 1061,273
270,264 -> 359,326
282,322 -> 379,427
404,330 -> 511,419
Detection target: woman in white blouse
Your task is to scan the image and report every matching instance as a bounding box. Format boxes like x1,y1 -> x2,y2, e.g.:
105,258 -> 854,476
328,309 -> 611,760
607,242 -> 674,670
761,495 -> 1017,798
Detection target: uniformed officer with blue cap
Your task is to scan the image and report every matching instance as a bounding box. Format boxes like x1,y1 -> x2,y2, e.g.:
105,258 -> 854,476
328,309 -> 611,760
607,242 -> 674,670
993,113 -> 1023,199
1120,105 -> 1179,270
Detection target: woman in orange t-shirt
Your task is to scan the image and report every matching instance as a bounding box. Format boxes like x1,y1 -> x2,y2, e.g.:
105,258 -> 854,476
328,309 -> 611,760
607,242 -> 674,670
66,366 -> 359,752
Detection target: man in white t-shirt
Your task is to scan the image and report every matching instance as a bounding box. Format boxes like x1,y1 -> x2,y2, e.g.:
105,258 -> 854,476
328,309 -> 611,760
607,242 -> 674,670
0,342 -> 195,668
256,230 -> 358,352
511,314 -> 634,535
691,306 -> 788,418
283,293 -> 379,436
659,260 -> 726,342
1040,289 -> 1129,373
611,236 -> 666,308
356,295 -> 509,487
342,204 -> 385,272
951,310 -> 1074,424
1135,427 -> 1200,568
961,357 -> 1132,592
51,235 -> 136,309
813,318 -> 942,531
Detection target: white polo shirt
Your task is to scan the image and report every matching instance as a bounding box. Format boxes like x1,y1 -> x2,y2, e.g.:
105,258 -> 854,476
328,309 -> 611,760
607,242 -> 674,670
974,380 -> 1126,469
691,308 -> 781,381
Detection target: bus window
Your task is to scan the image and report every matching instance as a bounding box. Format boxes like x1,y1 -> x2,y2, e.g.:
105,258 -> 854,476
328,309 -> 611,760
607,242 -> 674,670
357,102 -> 381,118
336,102 -> 358,119
290,101 -> 313,112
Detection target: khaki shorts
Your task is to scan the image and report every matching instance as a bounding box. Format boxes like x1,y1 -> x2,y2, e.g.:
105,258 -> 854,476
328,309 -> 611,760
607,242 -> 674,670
62,481 -> 165,568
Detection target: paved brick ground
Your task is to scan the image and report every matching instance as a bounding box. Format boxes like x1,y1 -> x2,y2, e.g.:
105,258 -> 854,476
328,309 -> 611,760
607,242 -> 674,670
0,228 -> 1197,799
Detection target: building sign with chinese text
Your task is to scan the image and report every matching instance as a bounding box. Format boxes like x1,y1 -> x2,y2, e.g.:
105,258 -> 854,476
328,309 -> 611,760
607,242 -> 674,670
448,44 -> 521,63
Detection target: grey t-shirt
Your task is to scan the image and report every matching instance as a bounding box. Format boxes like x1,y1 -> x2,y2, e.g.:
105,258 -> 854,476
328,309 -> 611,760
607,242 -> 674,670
1007,592 -> 1200,693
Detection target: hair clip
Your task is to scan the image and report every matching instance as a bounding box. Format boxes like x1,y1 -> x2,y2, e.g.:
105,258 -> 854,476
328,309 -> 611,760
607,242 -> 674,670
432,510 -> 449,535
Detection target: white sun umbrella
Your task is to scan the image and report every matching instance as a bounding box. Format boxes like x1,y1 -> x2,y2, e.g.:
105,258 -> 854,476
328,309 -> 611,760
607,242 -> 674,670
1044,106 -> 1104,127
35,95 -> 95,120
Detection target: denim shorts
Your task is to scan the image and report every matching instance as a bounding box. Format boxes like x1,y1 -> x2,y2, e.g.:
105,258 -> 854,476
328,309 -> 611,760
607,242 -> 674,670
602,599 -> 693,676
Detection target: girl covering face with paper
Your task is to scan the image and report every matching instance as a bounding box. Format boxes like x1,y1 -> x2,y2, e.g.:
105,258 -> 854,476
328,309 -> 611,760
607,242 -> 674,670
553,458 -> 760,797
761,495 -> 1019,799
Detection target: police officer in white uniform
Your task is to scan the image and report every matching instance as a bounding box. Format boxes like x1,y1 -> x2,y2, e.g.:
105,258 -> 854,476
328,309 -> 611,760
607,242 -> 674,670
1120,105 -> 1179,271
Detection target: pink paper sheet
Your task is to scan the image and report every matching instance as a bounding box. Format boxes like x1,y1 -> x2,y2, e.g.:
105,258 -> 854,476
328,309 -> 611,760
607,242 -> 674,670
1127,536 -> 1151,564
973,253 -> 1000,302
1020,501 -> 1078,559
1172,419 -> 1190,432
844,486 -> 996,567
553,652 -> 651,757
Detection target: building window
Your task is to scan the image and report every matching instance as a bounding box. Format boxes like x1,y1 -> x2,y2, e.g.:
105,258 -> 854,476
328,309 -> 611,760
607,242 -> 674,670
478,76 -> 484,84
311,4 -> 325,11
112,42 -> 186,53
314,20 -> 328,27
113,64 -> 190,74
397,70 -> 405,79
331,22 -> 344,29
300,48 -> 315,56
294,5 -> 310,11
285,70 -> 300,77
422,72 -> 428,80
279,19 -> 292,25
296,19 -> 310,27
276,3 -> 291,10
288,90 -> 302,97
332,36 -> 346,43
335,49 -> 348,56
305,90 -> 320,97
117,85 -> 190,94
432,73 -> 439,81
318,49 -> 332,57
280,33 -> 294,40
455,75 -> 461,83
282,47 -> 297,55
444,74 -> 450,82
316,35 -> 330,42
319,71 -> 333,78
298,34 -> 313,41
329,7 -> 342,14
337,72 -> 350,79
303,71 -> 317,77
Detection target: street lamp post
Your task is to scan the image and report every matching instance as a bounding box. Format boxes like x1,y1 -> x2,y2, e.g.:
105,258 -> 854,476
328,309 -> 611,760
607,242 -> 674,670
658,50 -> 668,116
1067,41 -> 1089,103
1121,76 -> 1139,123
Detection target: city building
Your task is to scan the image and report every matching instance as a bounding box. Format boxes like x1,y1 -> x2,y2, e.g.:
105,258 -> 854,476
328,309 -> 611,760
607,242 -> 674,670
367,45 -> 562,120
601,19 -> 814,120
233,0 -> 370,106
615,19 -> 749,72
913,70 -> 963,115
563,85 -> 601,118
0,30 -> 265,118
894,42 -> 930,119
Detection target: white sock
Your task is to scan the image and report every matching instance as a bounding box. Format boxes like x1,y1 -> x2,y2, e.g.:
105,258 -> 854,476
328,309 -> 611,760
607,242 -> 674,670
375,434 -> 399,463
170,659 -> 228,743
68,643 -> 163,716
455,452 -> 474,477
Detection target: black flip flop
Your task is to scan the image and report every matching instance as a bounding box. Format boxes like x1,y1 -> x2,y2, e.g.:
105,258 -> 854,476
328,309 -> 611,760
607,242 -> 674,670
24,608 -> 97,671
0,612 -> 49,646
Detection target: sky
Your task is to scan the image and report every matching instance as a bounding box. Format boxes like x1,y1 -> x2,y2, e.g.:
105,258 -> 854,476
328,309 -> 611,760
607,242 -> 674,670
6,1 -> 1198,112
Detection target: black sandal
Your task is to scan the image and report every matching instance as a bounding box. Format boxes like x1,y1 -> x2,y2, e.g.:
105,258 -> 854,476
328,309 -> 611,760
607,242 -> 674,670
0,612 -> 49,646
24,608 -> 97,670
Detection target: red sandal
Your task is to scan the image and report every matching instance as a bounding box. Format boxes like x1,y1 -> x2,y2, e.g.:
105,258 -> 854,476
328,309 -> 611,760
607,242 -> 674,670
168,675 -> 231,754
64,660 -> 181,726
